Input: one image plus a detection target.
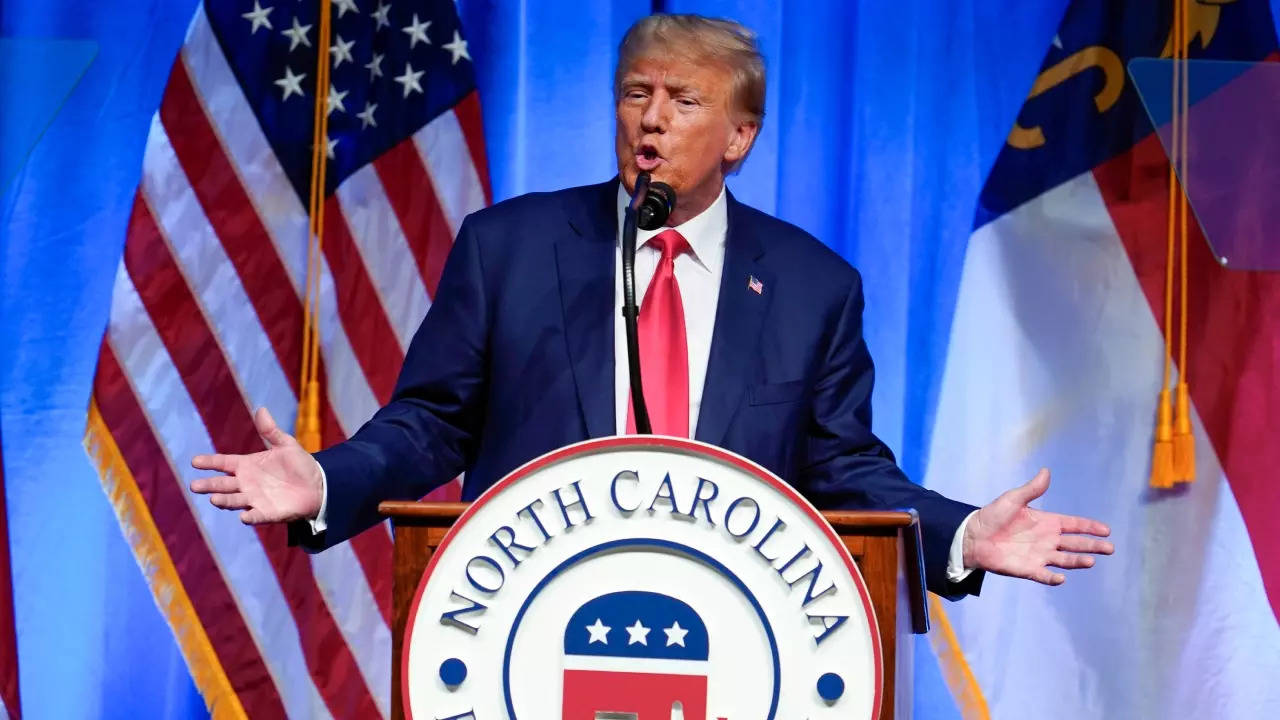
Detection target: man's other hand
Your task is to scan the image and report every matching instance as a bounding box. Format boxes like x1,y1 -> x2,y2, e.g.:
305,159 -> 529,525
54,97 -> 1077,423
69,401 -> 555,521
963,468 -> 1114,585
190,407 -> 323,525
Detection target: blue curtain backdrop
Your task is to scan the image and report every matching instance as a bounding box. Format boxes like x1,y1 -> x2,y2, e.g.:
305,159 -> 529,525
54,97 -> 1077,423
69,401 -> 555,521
14,1 -> 1271,717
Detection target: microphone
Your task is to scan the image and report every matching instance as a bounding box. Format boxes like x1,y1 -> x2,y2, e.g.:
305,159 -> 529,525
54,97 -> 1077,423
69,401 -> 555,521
621,172 -> 678,435
637,180 -> 675,230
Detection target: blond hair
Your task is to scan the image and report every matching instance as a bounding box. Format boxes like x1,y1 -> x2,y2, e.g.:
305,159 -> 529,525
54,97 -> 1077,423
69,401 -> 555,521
615,14 -> 766,127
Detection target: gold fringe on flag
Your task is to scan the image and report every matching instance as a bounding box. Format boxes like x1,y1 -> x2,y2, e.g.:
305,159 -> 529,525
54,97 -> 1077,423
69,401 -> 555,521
84,400 -> 247,720
296,0 -> 335,452
927,595 -> 991,720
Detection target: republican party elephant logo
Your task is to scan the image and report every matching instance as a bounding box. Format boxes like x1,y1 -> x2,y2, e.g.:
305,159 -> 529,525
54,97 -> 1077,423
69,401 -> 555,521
561,591 -> 712,719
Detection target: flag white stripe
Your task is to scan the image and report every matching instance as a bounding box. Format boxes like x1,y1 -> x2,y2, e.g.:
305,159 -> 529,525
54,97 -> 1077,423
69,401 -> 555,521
106,268 -> 330,720
412,109 -> 487,235
335,165 -> 431,353
139,122 -> 391,715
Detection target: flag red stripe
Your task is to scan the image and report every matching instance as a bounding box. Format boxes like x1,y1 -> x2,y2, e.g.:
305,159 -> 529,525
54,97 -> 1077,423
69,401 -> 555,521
1094,133 -> 1280,624
0,418 -> 21,718
372,139 -> 455,298
320,199 -> 404,404
160,59 -> 392,622
160,59 -> 303,392
91,341 -> 287,719
453,92 -> 493,204
123,197 -> 381,719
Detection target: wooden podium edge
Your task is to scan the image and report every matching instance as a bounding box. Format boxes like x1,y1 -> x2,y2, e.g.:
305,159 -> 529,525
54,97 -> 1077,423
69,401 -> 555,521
379,500 -> 929,720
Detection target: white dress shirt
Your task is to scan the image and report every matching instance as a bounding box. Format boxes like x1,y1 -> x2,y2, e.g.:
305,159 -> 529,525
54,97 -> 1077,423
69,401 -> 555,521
613,183 -> 727,435
318,180 -> 975,583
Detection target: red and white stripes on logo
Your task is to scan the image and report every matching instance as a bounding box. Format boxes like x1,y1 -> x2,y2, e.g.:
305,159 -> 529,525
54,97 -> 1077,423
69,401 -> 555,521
87,7 -> 489,718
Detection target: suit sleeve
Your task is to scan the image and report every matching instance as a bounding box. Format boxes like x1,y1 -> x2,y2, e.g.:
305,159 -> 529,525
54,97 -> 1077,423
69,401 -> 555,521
796,270 -> 984,599
292,217 -> 489,551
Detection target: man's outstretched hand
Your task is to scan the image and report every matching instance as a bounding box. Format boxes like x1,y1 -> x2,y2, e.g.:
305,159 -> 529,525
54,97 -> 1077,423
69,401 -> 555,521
963,469 -> 1114,586
190,407 -> 323,525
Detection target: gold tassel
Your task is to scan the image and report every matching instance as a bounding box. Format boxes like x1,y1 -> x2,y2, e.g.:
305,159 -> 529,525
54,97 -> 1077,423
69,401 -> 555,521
1172,381 -> 1195,482
296,379 -> 322,453
1150,389 -> 1175,489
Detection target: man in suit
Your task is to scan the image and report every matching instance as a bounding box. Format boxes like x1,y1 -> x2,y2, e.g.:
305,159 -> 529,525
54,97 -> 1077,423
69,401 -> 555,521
192,14 -> 1112,596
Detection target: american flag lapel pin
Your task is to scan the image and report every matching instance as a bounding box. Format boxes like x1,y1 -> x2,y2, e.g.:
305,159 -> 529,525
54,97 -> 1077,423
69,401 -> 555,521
747,275 -> 763,295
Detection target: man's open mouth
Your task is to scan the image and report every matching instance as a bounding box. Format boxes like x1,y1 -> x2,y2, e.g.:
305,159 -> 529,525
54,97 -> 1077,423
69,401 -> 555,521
635,143 -> 663,171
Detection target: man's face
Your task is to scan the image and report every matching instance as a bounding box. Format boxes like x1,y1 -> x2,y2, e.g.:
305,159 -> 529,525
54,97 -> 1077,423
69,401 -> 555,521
615,54 -> 757,219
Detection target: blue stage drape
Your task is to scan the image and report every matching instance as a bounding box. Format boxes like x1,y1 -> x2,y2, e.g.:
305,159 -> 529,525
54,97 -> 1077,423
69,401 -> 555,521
14,1 -> 1271,716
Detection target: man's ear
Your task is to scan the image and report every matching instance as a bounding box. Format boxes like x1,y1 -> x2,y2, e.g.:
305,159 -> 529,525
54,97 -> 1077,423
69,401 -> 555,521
723,119 -> 761,167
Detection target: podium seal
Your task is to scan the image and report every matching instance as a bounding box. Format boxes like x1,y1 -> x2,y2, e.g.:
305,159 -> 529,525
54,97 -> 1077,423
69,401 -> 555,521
403,437 -> 882,719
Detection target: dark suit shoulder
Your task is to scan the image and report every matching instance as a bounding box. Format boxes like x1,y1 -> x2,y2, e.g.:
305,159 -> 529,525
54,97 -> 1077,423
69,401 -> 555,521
730,198 -> 861,295
459,181 -> 612,239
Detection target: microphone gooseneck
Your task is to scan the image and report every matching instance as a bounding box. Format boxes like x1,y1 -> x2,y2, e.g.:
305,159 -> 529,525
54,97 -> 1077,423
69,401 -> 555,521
621,172 -> 678,435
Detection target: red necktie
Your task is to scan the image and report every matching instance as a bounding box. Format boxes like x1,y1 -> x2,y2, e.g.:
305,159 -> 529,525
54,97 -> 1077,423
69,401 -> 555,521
626,229 -> 691,437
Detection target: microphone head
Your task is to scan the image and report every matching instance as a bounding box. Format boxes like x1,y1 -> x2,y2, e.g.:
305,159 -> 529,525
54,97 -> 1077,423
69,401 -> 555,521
637,181 -> 676,230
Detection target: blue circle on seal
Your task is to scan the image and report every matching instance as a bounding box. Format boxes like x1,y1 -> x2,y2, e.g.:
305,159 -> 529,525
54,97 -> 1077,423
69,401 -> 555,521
439,657 -> 467,687
817,672 -> 845,702
502,538 -> 781,719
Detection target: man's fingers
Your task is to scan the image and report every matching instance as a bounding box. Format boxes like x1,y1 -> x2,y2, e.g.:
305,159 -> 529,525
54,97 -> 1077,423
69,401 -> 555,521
1030,567 -> 1066,586
1058,535 -> 1114,555
1003,467 -> 1051,506
1059,514 -> 1111,538
190,475 -> 241,494
192,453 -> 240,473
255,407 -> 296,449
208,492 -> 252,511
1047,551 -> 1095,570
240,508 -> 270,525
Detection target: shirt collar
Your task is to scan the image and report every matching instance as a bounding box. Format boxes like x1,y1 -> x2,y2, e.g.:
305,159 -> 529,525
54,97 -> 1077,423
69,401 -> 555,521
615,181 -> 728,273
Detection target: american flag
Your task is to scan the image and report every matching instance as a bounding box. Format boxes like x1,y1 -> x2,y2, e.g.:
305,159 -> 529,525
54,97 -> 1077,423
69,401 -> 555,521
83,1 -> 489,717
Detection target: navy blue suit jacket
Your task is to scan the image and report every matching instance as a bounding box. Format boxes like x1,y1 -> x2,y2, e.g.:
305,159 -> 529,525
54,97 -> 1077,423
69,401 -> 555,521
307,179 -> 982,598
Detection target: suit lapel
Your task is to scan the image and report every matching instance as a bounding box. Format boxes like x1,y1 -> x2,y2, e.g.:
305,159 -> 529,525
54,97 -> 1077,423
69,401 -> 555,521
695,192 -> 774,447
557,180 -> 620,439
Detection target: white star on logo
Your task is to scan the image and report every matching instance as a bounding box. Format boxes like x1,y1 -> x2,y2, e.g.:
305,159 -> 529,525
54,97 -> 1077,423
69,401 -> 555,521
273,66 -> 306,100
625,619 -> 650,646
402,14 -> 432,48
371,1 -> 392,30
394,62 -> 424,97
325,135 -> 338,160
356,101 -> 377,129
586,618 -> 610,645
442,30 -> 470,65
365,52 -> 384,80
663,621 -> 689,647
281,17 -> 311,52
330,35 -> 355,68
326,85 -> 348,115
332,0 -> 360,19
241,1 -> 273,34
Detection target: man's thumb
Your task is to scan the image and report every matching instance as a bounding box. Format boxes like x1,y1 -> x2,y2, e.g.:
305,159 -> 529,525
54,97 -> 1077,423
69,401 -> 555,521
1009,467 -> 1051,505
254,407 -> 295,448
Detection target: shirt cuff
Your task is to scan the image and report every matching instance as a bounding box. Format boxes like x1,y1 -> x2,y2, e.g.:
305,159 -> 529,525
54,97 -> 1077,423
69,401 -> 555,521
307,460 -> 329,534
947,510 -> 979,583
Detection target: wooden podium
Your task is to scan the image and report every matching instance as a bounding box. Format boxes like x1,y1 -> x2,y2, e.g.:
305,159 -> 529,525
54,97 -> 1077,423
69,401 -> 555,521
381,500 -> 929,720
